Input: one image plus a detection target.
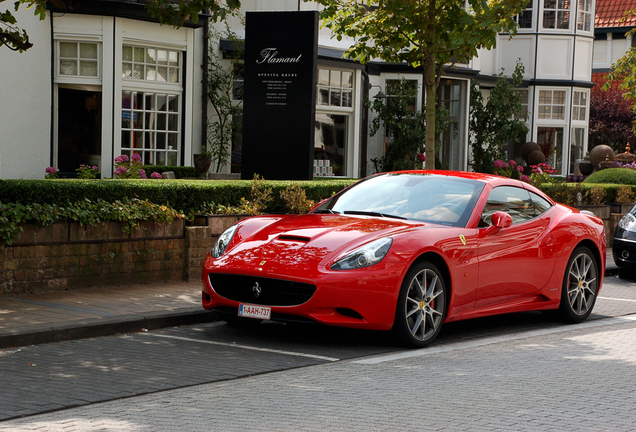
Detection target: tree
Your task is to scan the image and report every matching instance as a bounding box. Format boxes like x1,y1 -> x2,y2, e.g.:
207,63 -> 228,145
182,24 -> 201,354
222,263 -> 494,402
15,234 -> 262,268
206,24 -> 244,173
1,0 -> 240,52
470,60 -> 528,174
589,87 -> 635,154
602,7 -> 636,136
368,78 -> 449,172
312,0 -> 525,169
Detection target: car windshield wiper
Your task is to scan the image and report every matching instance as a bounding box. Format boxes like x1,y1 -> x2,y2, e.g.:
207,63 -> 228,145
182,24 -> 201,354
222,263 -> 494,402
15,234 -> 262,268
343,210 -> 407,220
312,209 -> 341,214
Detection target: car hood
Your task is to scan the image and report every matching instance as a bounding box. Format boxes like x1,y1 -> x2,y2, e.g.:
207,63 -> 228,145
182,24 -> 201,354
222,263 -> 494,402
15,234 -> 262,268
214,214 -> 424,275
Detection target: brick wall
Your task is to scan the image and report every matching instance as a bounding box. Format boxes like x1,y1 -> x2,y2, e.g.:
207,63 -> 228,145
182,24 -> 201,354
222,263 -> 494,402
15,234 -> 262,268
0,216 -> 247,296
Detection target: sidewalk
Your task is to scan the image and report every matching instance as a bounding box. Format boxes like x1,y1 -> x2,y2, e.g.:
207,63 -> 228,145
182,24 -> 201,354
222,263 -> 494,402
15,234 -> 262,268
0,251 -> 621,349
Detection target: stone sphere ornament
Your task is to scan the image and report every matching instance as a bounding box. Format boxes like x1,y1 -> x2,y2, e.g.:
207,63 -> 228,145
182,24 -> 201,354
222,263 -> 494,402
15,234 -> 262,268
520,142 -> 541,161
527,150 -> 546,166
589,145 -> 615,170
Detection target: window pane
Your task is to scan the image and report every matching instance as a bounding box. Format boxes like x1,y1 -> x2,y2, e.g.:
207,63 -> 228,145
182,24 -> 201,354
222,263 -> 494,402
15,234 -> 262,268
60,60 -> 77,75
319,69 -> 329,86
330,89 -> 342,106
543,11 -> 556,28
122,63 -> 132,79
133,64 -> 144,80
123,46 -> 133,62
168,51 -> 179,66
60,42 -> 77,58
168,114 -> 179,131
146,65 -> 156,81
330,70 -> 341,87
557,11 -> 569,29
80,60 -> 98,77
134,47 -> 145,62
147,49 -> 157,63
157,50 -> 168,65
169,68 -> 178,83
158,66 -> 168,82
319,88 -> 329,105
342,90 -> 353,107
342,71 -> 353,88
80,43 -> 97,59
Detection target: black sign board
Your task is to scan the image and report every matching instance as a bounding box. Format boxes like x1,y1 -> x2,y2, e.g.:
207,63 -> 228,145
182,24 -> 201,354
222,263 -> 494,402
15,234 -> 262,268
241,11 -> 319,180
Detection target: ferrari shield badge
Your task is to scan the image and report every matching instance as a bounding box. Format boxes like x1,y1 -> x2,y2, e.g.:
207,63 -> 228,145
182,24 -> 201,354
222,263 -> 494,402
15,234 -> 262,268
259,260 -> 267,266
459,234 -> 466,246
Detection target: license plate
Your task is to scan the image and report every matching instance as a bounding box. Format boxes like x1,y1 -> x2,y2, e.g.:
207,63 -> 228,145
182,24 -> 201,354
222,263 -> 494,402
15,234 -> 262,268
238,304 -> 271,320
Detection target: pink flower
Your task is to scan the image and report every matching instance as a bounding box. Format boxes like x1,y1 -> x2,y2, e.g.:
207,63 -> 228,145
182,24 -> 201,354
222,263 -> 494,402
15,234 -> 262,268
114,166 -> 128,175
493,160 -> 504,169
502,162 -> 509,168
151,172 -> 162,179
517,166 -> 524,172
416,153 -> 426,162
92,166 -> 98,170
508,160 -> 516,167
521,175 -> 530,183
132,153 -> 142,162
45,167 -> 57,174
114,155 -> 129,163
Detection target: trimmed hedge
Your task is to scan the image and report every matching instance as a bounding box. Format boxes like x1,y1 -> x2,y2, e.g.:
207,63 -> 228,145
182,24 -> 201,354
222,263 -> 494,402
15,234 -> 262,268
0,179 -> 357,214
582,168 -> 636,185
141,165 -> 198,179
538,182 -> 636,205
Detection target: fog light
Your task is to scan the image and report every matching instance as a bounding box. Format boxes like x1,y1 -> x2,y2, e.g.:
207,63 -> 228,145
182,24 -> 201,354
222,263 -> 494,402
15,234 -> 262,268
622,250 -> 630,260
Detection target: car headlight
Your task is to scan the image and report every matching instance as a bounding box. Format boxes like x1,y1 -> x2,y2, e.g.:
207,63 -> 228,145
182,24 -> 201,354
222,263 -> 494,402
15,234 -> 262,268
331,238 -> 393,270
211,225 -> 238,258
619,212 -> 636,233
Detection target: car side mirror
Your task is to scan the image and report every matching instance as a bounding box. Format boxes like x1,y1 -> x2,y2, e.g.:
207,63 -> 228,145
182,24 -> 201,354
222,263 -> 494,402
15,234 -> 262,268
485,211 -> 513,235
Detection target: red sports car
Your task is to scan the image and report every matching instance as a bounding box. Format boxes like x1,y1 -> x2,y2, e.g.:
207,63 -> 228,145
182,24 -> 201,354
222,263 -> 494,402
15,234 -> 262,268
202,171 -> 606,347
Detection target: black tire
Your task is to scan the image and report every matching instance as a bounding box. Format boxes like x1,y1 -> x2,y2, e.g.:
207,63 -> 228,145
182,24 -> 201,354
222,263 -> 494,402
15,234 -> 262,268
393,261 -> 447,348
558,246 -> 599,323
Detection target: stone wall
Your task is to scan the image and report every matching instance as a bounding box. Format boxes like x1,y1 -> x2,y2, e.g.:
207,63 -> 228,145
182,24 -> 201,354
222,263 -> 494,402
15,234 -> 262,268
0,216 -> 248,296
0,220 -> 191,296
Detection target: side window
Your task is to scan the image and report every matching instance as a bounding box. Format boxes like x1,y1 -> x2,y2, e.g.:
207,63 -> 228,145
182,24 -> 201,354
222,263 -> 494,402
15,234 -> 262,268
530,192 -> 552,216
481,186 -> 534,226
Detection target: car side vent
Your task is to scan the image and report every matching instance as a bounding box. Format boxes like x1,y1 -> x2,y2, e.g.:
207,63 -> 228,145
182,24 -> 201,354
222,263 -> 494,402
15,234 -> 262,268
278,235 -> 311,243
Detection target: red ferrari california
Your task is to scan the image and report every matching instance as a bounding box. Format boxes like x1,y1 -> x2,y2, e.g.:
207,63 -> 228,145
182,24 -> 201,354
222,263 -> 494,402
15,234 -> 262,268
202,171 -> 606,347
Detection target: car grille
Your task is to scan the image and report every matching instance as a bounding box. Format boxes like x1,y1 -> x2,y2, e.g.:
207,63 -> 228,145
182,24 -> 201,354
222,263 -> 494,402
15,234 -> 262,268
208,274 -> 317,306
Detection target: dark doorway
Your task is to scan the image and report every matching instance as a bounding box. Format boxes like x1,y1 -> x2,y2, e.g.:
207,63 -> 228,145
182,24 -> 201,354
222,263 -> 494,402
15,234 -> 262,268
57,88 -> 102,176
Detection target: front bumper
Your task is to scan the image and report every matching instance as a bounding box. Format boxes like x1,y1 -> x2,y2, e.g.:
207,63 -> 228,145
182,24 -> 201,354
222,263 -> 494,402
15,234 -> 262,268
201,268 -> 402,331
612,237 -> 636,270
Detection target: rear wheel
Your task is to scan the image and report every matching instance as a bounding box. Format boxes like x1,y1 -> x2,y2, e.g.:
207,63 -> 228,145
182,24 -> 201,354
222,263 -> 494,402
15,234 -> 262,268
393,262 -> 447,348
558,246 -> 599,323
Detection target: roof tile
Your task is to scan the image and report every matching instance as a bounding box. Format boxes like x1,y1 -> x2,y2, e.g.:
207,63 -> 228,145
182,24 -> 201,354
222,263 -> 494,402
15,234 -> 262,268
595,0 -> 636,28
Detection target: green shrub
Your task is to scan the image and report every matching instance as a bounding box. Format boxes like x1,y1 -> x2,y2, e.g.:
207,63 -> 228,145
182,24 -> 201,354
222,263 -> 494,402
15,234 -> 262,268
0,198 -> 184,245
583,168 -> 636,185
141,165 -> 198,179
0,179 -> 356,215
538,182 -> 636,205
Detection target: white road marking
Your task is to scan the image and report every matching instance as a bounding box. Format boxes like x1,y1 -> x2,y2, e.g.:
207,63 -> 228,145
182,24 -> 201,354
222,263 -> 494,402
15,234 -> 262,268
144,333 -> 340,362
353,313 -> 636,365
598,296 -> 636,303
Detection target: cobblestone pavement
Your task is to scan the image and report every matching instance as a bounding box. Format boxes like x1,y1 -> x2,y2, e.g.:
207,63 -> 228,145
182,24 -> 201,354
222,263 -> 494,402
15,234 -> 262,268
0,276 -> 634,431
1,314 -> 636,431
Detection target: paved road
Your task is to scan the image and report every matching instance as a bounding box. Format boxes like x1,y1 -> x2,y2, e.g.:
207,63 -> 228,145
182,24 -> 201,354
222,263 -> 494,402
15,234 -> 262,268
0,276 -> 635,431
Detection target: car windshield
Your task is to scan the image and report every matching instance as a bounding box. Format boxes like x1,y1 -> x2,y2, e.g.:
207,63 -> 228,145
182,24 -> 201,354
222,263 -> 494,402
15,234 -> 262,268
314,173 -> 485,227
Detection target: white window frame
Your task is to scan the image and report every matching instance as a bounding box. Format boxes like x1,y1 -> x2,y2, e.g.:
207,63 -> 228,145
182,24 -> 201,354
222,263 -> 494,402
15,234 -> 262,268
122,44 -> 182,85
120,90 -> 182,167
317,67 -> 355,110
571,89 -> 588,122
576,0 -> 593,33
55,38 -> 102,85
541,0 -> 572,31
514,0 -> 535,31
538,89 -> 568,121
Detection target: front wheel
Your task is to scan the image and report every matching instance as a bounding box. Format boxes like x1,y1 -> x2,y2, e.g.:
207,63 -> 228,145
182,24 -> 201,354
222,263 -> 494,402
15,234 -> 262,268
558,246 -> 599,323
393,261 -> 447,348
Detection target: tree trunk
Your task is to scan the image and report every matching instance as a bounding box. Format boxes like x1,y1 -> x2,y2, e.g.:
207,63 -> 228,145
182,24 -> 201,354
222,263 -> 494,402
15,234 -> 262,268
424,57 -> 438,170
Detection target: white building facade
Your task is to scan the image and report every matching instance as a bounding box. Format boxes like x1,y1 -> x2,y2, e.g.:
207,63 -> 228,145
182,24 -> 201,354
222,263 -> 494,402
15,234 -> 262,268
0,1 -> 204,179
0,0 -> 595,179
